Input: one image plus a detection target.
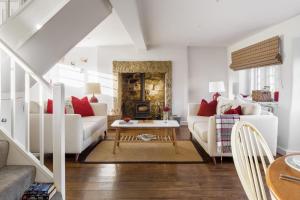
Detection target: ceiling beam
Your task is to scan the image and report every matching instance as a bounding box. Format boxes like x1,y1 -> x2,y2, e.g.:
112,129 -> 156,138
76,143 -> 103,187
110,0 -> 147,50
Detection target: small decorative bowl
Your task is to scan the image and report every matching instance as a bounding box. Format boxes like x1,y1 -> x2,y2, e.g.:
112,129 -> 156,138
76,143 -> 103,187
123,117 -> 131,123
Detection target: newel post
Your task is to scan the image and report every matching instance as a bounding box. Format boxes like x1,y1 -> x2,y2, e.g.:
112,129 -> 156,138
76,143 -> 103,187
53,83 -> 65,199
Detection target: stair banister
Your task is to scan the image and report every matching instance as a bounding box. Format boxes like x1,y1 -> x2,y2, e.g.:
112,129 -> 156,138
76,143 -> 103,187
0,37 -> 65,199
10,60 -> 16,138
53,83 -> 65,199
0,38 -> 52,91
24,72 -> 30,151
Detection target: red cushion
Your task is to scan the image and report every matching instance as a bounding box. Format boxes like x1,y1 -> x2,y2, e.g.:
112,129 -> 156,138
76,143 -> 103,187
46,99 -> 53,114
197,99 -> 217,116
46,99 -> 67,114
71,96 -> 94,117
224,106 -> 242,115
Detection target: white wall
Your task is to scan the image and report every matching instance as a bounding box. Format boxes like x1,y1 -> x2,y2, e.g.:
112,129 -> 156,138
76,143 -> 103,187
31,46 -> 100,101
188,47 -> 228,102
58,45 -> 229,121
97,45 -> 189,119
227,14 -> 300,154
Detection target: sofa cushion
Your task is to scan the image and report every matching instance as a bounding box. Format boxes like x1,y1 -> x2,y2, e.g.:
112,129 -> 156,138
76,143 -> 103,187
30,102 -> 39,113
241,103 -> 261,115
71,96 -> 94,117
197,99 -> 217,116
82,116 -> 106,140
217,96 -> 246,114
194,123 -> 208,143
224,106 -> 242,115
187,116 -> 209,131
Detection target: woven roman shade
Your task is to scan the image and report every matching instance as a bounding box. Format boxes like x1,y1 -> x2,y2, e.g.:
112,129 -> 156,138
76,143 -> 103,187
230,36 -> 282,71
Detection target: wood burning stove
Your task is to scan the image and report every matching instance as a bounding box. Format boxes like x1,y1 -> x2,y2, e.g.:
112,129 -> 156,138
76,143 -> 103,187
135,101 -> 151,119
134,73 -> 151,119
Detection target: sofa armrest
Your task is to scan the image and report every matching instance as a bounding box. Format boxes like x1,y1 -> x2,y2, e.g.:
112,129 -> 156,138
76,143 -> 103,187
90,103 -> 107,116
207,116 -> 217,156
240,115 -> 278,156
206,114 -> 278,157
188,103 -> 200,117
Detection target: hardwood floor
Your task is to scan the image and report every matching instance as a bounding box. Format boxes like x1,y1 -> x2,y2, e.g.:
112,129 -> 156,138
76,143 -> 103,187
46,126 -> 247,200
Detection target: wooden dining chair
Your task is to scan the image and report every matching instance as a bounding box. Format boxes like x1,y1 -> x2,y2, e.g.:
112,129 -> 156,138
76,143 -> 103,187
231,121 -> 275,200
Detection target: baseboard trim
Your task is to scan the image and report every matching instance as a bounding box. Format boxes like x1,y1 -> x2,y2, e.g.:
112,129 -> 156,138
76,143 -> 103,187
277,146 -> 287,155
277,146 -> 300,155
180,121 -> 188,126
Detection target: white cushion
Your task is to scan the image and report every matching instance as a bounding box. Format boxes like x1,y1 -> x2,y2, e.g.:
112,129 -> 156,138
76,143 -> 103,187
65,98 -> 74,114
241,103 -> 261,115
217,97 -> 238,114
187,116 -> 209,131
82,116 -> 107,139
194,123 -> 208,143
30,102 -> 40,113
217,97 -> 261,115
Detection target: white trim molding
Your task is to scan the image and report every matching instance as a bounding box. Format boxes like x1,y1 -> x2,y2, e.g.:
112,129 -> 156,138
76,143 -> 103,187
277,146 -> 300,155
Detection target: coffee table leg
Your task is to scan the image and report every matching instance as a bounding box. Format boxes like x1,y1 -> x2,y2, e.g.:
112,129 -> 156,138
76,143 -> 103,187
172,128 -> 178,153
117,129 -> 121,147
113,128 -> 119,154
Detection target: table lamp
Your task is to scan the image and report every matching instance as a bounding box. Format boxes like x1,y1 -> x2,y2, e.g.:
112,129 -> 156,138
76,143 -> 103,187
209,81 -> 225,100
85,82 -> 101,103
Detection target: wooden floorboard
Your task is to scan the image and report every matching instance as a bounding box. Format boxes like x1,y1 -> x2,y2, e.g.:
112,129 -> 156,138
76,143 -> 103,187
46,126 -> 247,200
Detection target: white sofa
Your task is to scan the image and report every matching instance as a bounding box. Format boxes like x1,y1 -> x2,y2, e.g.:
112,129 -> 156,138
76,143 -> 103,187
187,103 -> 278,162
30,102 -> 107,157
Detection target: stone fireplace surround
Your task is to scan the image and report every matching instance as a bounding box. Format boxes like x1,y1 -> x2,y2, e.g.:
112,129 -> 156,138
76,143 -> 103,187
113,61 -> 172,118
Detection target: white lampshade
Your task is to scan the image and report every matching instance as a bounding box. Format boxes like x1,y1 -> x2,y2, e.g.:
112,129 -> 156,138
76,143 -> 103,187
209,81 -> 225,93
85,82 -> 101,94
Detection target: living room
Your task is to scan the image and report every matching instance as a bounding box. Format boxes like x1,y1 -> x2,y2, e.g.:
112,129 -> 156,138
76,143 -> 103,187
0,0 -> 300,199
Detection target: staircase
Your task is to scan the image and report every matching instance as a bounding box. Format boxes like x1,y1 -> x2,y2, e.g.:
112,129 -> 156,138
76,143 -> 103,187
0,140 -> 62,200
0,0 -> 112,199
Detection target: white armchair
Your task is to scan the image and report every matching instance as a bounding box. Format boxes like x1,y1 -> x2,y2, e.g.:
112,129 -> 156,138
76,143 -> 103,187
30,103 -> 108,158
187,103 -> 278,162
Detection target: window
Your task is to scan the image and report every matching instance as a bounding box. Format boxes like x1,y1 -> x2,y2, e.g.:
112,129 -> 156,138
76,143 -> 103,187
43,63 -> 114,97
250,65 -> 280,92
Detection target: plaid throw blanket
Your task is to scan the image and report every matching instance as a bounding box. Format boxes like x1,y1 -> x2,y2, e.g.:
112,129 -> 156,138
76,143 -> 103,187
215,115 -> 240,154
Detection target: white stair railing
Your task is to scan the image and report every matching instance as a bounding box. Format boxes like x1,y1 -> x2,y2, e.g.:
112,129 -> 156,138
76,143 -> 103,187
0,21 -> 66,200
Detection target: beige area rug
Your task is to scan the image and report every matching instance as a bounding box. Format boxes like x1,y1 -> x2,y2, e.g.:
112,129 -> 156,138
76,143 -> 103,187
84,140 -> 203,163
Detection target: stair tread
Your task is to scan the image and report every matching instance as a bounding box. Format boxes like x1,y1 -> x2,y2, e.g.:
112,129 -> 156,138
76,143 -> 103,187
0,165 -> 35,200
52,192 -> 63,200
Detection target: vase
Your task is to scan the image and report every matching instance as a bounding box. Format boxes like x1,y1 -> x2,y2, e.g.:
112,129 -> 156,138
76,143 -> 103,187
163,111 -> 169,122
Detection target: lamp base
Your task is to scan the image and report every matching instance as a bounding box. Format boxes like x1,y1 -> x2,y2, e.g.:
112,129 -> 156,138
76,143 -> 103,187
212,92 -> 221,101
90,95 -> 99,103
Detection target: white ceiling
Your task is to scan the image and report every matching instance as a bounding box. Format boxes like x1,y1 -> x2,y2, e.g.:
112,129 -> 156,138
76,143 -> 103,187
78,0 -> 300,47
77,10 -> 133,47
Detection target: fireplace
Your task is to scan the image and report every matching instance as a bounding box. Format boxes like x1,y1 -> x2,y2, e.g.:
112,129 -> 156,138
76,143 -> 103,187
134,73 -> 151,119
113,61 -> 172,119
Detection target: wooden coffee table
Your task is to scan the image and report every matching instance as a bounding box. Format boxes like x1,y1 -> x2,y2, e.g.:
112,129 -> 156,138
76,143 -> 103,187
111,120 -> 180,154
